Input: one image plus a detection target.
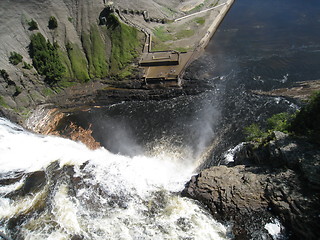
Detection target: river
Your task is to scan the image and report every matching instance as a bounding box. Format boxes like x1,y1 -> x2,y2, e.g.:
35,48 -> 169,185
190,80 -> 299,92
1,0 -> 320,239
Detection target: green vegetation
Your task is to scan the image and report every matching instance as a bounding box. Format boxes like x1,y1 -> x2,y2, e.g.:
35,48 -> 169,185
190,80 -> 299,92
106,14 -> 140,76
58,49 -> 74,80
176,29 -> 195,39
174,46 -> 189,52
82,25 -> 108,78
66,42 -> 90,81
68,17 -> 73,23
48,16 -> 58,29
153,26 -> 174,42
195,17 -> 206,25
42,87 -> 55,96
152,24 -> 194,50
267,112 -> 292,133
29,33 -> 65,84
14,86 -> 22,96
244,123 -> 268,141
290,91 -> 320,143
9,52 -> 23,65
210,0 -> 220,7
244,112 -> 293,141
0,69 -> 9,81
28,19 -> 38,31
23,61 -> 33,70
151,39 -> 171,51
0,96 -> 9,108
187,3 -> 204,14
244,91 -> 320,144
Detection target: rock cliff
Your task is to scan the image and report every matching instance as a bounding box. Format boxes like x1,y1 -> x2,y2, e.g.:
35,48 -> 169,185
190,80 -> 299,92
182,131 -> 320,239
0,0 -> 143,122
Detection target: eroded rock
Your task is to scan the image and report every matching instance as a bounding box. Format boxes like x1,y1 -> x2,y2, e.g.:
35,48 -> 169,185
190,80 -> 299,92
183,132 -> 320,239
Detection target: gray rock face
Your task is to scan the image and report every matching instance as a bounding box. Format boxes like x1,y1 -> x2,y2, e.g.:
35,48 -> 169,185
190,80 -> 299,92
182,132 -> 320,239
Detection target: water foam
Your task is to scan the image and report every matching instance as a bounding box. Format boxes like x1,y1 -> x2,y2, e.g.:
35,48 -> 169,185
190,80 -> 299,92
0,118 -> 231,239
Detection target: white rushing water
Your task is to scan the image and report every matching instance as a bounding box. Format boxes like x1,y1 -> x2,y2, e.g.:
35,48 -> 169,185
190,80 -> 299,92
0,117 -> 230,240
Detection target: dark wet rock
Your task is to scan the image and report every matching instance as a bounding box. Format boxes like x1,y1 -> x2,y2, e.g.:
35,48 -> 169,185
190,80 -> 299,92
183,166 -> 279,239
233,131 -> 320,190
22,171 -> 46,196
71,235 -> 84,240
182,132 -> 320,240
0,232 -> 12,240
0,171 -> 24,186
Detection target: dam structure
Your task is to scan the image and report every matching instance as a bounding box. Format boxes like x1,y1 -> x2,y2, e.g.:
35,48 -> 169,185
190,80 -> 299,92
104,0 -> 235,85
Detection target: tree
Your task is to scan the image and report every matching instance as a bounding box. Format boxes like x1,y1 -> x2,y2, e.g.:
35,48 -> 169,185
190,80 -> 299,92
48,16 -> 58,29
0,69 -> 9,81
29,33 -> 65,84
9,52 -> 23,65
28,19 -> 38,31
290,91 -> 320,143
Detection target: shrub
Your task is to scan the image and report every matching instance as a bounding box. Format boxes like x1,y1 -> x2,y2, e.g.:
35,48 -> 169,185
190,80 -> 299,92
0,69 -> 9,80
48,16 -> 58,29
244,123 -> 268,141
28,19 -> 38,31
244,92 -> 320,144
244,113 -> 293,141
23,61 -> 33,70
29,33 -> 65,84
9,52 -> 23,65
290,91 -> 320,143
267,112 -> 292,133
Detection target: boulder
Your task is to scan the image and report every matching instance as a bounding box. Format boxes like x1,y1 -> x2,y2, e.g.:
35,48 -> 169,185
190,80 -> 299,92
182,132 -> 320,239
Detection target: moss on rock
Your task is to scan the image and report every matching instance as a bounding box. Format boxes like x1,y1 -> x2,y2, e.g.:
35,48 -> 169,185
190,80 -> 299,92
82,25 -> 109,78
106,14 -> 140,75
66,43 -> 90,82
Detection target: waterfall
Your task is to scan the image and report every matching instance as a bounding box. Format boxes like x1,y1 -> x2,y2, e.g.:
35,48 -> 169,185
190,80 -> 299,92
0,117 -> 230,240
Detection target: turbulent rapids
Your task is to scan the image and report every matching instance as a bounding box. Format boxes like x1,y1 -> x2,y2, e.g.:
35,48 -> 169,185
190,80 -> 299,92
0,118 -> 230,240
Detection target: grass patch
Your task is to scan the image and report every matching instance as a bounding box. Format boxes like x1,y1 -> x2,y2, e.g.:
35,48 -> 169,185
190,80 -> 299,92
153,26 -> 174,42
174,46 -> 189,52
58,50 -> 73,79
42,87 -> 55,96
106,14 -> 140,75
195,17 -> 205,25
0,96 -> 9,108
82,25 -> 108,78
66,43 -> 90,82
176,29 -> 195,40
187,3 -> 204,14
151,37 -> 172,51
209,0 -> 220,7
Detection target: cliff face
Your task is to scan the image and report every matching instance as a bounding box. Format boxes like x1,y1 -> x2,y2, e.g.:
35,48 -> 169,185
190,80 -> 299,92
0,0 -> 230,123
183,131 -> 320,240
0,0 -> 142,121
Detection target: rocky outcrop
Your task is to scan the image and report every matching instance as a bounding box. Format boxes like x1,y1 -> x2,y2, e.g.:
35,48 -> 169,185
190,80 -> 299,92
182,132 -> 320,240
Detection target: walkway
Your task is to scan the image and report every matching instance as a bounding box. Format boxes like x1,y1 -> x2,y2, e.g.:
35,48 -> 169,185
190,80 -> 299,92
174,2 -> 228,22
